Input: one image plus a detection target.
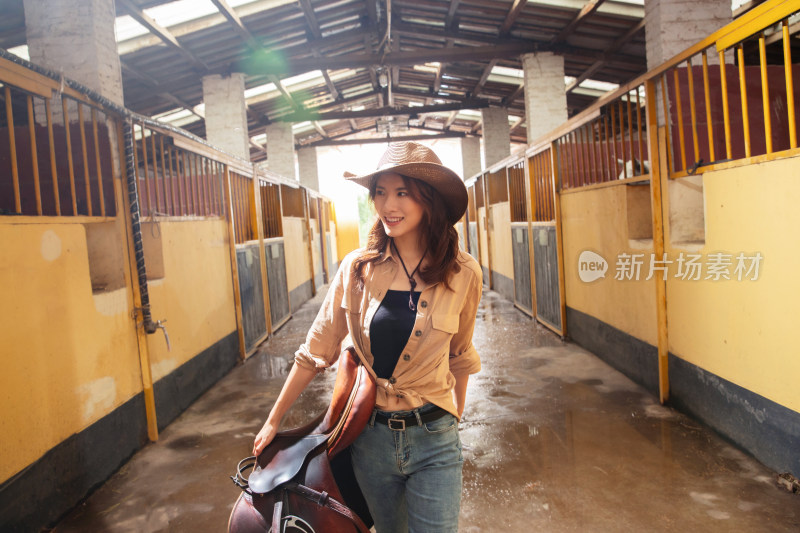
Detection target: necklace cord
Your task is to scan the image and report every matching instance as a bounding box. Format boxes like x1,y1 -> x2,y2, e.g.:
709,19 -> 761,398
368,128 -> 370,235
391,240 -> 425,311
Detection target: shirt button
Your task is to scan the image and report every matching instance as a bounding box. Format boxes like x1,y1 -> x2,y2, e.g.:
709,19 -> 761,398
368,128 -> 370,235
420,300 -> 427,308
403,354 -> 410,361
389,377 -> 397,384
414,330 -> 422,337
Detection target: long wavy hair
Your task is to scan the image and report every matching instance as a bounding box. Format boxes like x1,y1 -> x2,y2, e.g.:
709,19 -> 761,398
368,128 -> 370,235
353,174 -> 461,290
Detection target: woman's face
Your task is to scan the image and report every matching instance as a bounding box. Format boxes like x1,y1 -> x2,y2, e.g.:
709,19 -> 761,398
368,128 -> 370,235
373,172 -> 425,241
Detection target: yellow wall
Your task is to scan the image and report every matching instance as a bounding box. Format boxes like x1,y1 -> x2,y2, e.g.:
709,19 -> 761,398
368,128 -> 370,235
284,216 -> 312,292
328,220 -> 338,267
143,219 -> 237,380
489,202 -> 513,279
0,220 -> 142,481
560,184 -> 658,346
665,156 -> 800,413
335,218 -> 358,261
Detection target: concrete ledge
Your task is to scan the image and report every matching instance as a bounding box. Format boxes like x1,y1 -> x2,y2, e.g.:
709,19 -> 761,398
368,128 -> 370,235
289,278 -> 314,312
0,394 -> 148,532
490,269 -> 515,303
669,354 -> 800,478
154,330 -> 239,430
566,306 -> 659,395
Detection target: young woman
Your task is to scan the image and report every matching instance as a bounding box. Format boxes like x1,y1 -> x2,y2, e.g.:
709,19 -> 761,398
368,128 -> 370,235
253,141 -> 483,533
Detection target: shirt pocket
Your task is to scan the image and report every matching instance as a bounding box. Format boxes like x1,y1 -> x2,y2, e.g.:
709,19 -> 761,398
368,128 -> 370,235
431,313 -> 459,335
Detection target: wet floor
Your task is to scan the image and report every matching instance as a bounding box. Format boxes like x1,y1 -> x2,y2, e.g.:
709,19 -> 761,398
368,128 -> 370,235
54,289 -> 799,532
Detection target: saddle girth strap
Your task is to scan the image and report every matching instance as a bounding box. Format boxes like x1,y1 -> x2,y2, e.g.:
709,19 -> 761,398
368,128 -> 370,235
283,482 -> 371,533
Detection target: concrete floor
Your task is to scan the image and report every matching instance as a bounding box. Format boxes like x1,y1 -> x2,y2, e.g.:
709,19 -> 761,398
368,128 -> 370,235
54,289 -> 799,532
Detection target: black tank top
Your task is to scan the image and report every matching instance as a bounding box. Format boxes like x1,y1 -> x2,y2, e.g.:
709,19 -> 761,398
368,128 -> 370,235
369,289 -> 421,379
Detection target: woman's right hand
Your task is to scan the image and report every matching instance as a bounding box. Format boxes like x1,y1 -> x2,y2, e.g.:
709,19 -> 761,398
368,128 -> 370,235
253,419 -> 278,456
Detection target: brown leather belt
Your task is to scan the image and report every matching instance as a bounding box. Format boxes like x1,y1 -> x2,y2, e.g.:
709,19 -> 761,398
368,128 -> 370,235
374,406 -> 450,431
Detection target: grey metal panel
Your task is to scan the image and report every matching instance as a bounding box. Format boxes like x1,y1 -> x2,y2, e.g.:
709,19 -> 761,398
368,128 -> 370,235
265,241 -> 291,327
236,244 -> 267,352
511,225 -> 532,312
533,225 -> 561,329
468,222 -> 479,260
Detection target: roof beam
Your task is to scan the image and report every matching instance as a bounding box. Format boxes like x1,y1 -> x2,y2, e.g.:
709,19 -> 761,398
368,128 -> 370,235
209,0 -> 261,50
552,0 -> 607,44
242,42 -> 544,75
445,0 -> 461,30
272,100 -> 492,122
444,110 -> 459,129
502,83 -> 525,107
304,131 -> 466,147
117,0 -> 208,72
312,121 -> 328,137
499,0 -> 527,36
566,18 -> 645,93
297,0 -> 323,40
472,59 -> 498,98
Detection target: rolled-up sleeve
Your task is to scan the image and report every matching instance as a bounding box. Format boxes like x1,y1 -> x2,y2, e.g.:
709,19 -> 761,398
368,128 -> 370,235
448,269 -> 482,377
293,257 -> 351,372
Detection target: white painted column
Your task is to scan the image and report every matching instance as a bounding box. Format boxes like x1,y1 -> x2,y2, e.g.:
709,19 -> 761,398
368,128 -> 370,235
202,73 -> 250,160
265,122 -> 297,180
461,136 -> 482,180
522,52 -> 568,144
24,0 -> 123,105
481,107 -> 510,168
298,146 -> 319,191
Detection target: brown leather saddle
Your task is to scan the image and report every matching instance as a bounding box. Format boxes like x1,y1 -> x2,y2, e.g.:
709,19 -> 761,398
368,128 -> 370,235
229,347 -> 376,533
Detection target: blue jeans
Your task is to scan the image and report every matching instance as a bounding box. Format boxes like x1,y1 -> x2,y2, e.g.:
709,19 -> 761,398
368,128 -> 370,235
350,404 -> 463,533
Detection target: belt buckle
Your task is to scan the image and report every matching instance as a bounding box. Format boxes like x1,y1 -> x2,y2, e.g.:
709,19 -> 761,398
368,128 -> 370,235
388,418 -> 406,431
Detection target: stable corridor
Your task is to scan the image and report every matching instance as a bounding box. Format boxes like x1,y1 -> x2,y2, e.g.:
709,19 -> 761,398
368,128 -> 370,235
53,289 -> 799,532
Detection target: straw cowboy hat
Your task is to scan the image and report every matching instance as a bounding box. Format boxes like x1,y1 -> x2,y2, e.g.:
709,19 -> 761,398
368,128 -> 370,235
344,141 -> 468,225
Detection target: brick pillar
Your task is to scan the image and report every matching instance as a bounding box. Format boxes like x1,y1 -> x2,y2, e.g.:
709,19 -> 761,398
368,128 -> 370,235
24,0 -> 123,105
645,0 -> 731,68
522,52 -> 568,144
265,122 -> 296,180
645,0 -> 731,126
461,137 -> 482,179
202,73 -> 250,160
298,146 -> 319,191
481,107 -> 510,168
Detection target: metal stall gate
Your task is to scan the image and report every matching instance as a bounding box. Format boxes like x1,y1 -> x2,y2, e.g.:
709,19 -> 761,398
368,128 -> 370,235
529,148 -> 565,334
259,179 -> 291,330
507,160 -> 532,314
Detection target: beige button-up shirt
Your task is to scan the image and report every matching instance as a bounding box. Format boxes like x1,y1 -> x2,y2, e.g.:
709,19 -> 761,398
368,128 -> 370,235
294,246 -> 483,417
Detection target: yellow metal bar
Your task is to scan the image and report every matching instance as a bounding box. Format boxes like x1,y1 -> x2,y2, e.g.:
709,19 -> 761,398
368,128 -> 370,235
673,68 -> 687,171
716,0 -> 799,52
759,33 -> 773,154
45,98 -> 61,216
626,91 -> 634,173
151,132 -> 161,213
523,154 -> 537,316
609,104 -> 619,179
737,45 -> 751,158
701,51 -> 716,162
62,99 -> 78,215
158,135 -> 169,214
686,57 -> 701,162
636,87 -> 644,173
549,145 -> 567,337
603,115 -> 611,181
165,141 -> 175,215
645,80 -> 670,404
91,109 -> 106,217
26,95 -> 43,215
590,121 -> 599,183
618,101 -> 628,178
77,104 -> 93,216
659,75 -> 673,175
719,51 -> 733,159
303,188 -> 317,296
784,19 -> 797,149
115,121 -> 159,442
2,95 -> 18,213
140,123 -> 151,216
223,166 -> 248,361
